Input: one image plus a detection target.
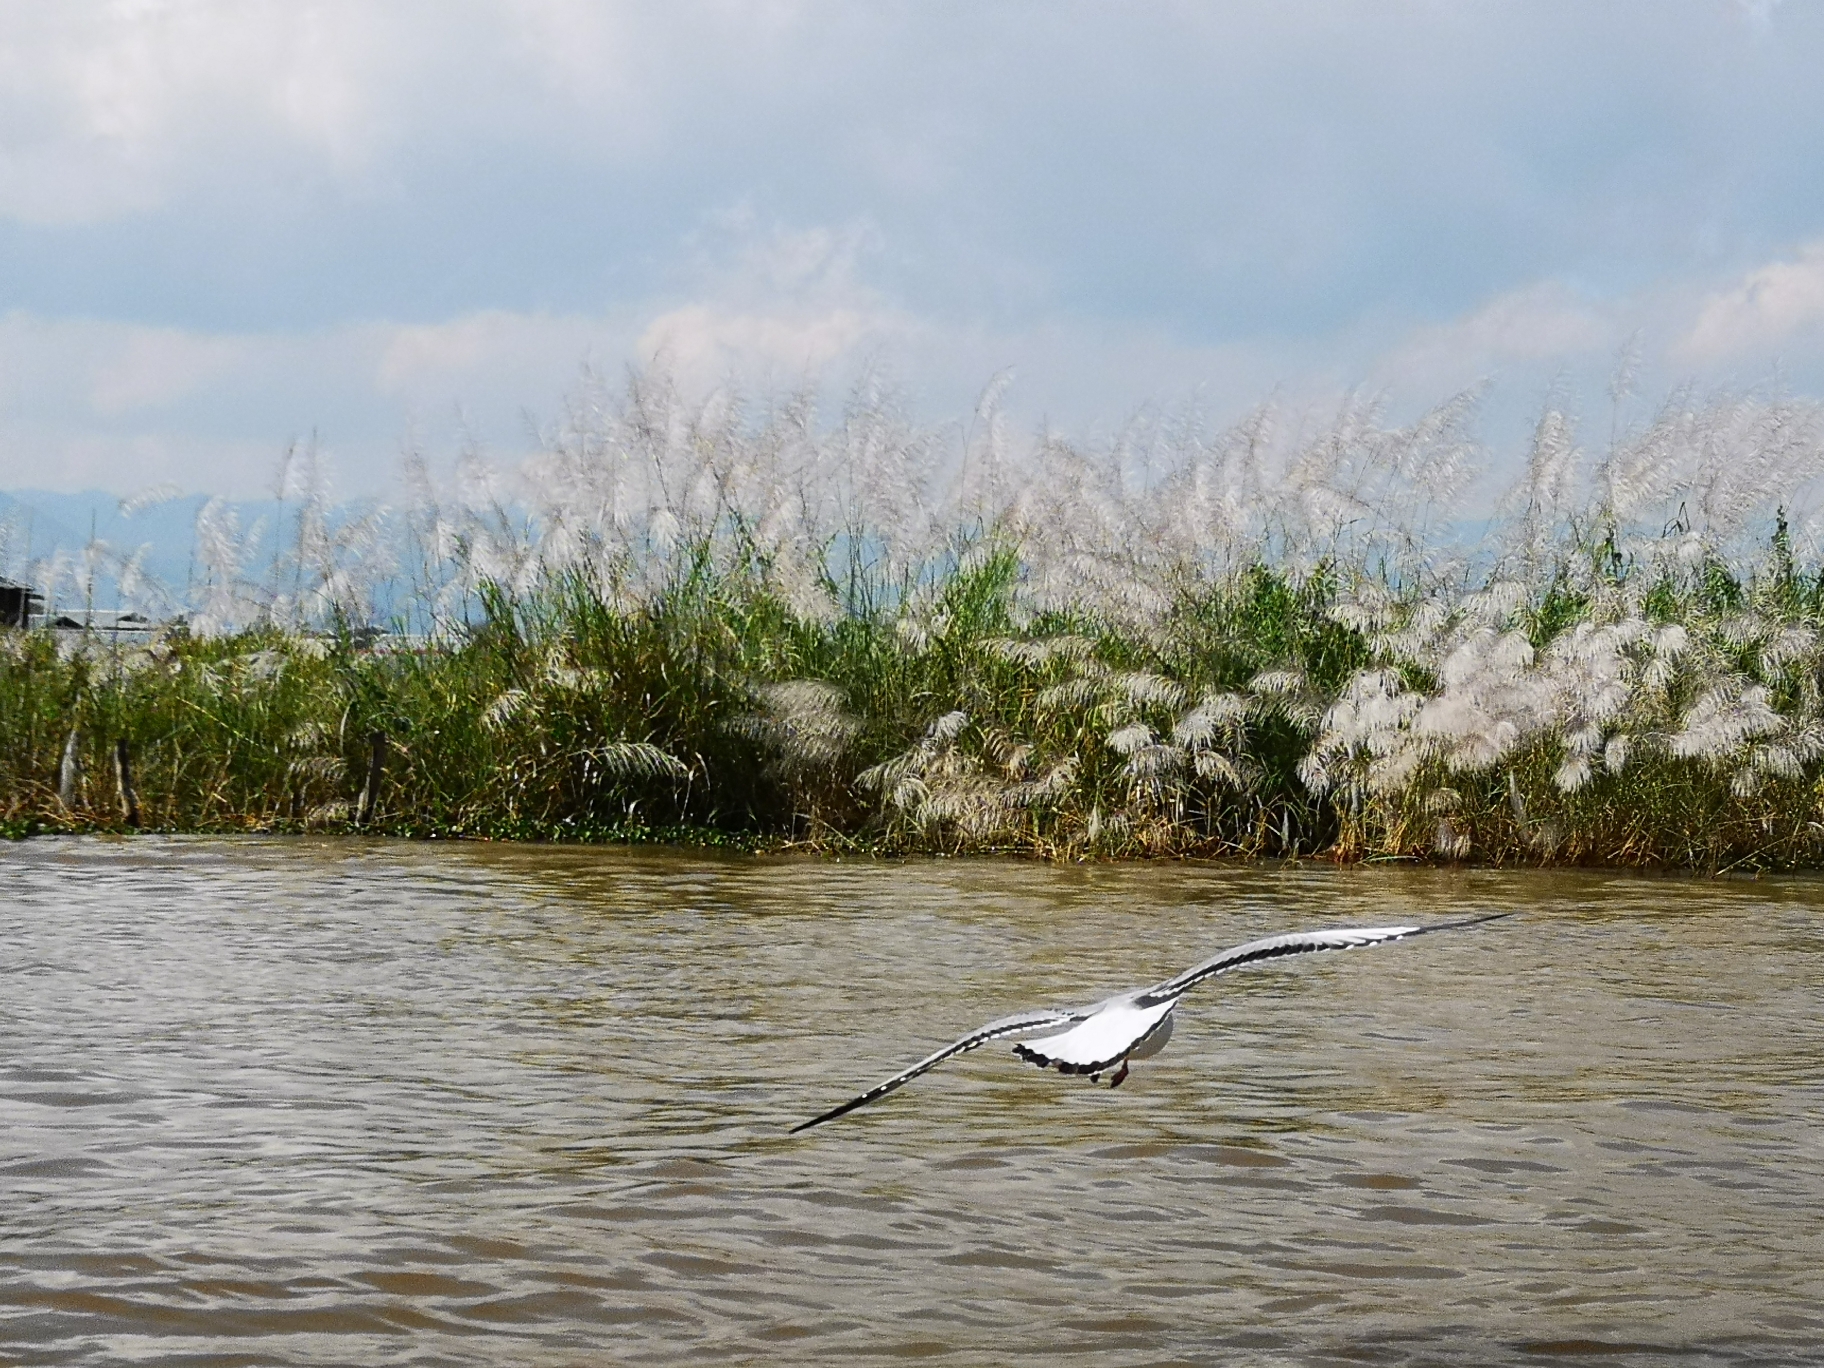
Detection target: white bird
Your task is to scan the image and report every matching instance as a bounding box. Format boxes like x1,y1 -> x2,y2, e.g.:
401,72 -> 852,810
792,911 -> 1509,1132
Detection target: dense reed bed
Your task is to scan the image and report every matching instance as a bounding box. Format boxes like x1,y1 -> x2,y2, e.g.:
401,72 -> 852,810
9,368 -> 1824,868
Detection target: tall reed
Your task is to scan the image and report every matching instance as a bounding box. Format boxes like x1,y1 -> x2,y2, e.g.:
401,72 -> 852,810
8,367 -> 1824,868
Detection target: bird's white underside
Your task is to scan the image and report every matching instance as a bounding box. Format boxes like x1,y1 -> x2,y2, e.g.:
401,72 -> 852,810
1017,995 -> 1176,1070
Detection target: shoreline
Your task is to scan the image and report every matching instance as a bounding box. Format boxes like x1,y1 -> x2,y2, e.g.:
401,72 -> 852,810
7,819 -> 1810,877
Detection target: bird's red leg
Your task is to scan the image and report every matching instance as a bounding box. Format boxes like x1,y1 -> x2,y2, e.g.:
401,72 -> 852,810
1109,1061 -> 1130,1088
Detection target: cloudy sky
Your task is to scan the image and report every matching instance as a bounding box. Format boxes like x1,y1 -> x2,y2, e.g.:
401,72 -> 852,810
4,0 -> 1824,498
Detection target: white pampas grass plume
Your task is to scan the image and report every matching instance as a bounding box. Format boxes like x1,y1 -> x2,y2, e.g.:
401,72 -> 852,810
1669,684 -> 1783,762
483,688 -> 529,731
735,680 -> 863,773
581,742 -> 690,782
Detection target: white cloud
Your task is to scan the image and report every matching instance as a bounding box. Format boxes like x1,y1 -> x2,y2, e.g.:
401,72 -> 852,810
3,423 -> 282,497
11,163 -> 1824,502
375,310 -> 613,399
0,0 -> 828,225
1391,283 -> 1609,370
1360,282 -> 1615,406
636,303 -> 891,390
0,310 -> 361,493
0,1 -> 399,223
0,248 -> 1284,498
1679,242 -> 1824,364
88,326 -> 247,414
632,219 -> 909,390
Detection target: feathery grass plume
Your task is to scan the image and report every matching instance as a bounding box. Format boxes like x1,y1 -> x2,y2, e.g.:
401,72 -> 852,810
731,680 -> 864,835
119,483 -> 183,518
1174,691 -> 1262,793
190,497 -> 270,634
856,709 -> 1024,848
736,680 -> 862,776
580,741 -> 691,783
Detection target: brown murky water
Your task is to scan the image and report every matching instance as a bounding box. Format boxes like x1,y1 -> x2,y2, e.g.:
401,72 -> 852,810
3,837 -> 1822,1366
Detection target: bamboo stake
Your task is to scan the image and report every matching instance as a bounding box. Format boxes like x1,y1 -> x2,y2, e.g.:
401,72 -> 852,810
58,728 -> 80,812
115,738 -> 141,829
355,730 -> 386,827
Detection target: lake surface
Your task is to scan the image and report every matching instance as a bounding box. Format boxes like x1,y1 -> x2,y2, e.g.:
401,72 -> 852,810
3,838 -> 1822,1366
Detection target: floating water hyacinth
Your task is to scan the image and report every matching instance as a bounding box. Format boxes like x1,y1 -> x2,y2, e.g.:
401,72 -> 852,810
7,366 -> 1824,867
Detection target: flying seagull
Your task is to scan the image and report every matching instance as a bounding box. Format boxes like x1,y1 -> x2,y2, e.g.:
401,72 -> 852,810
792,911 -> 1509,1132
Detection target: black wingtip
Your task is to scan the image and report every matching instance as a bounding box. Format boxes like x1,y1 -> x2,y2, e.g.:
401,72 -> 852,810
790,1095 -> 868,1134
1414,910 -> 1516,935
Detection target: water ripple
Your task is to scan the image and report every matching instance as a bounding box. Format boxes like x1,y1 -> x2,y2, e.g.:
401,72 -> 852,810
2,838 -> 1822,1365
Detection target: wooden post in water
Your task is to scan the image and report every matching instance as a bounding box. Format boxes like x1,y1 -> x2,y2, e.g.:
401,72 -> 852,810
114,739 -> 140,829
355,730 -> 386,827
57,728 -> 81,812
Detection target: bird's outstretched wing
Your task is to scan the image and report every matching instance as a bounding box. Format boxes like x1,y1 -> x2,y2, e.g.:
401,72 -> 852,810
791,1007 -> 1082,1132
1135,910 -> 1512,1007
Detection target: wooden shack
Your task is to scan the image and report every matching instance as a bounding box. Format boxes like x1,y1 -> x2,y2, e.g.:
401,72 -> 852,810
0,578 -> 43,628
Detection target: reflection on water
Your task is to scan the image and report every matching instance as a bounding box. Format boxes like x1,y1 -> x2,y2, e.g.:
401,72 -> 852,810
2,837 -> 1822,1365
